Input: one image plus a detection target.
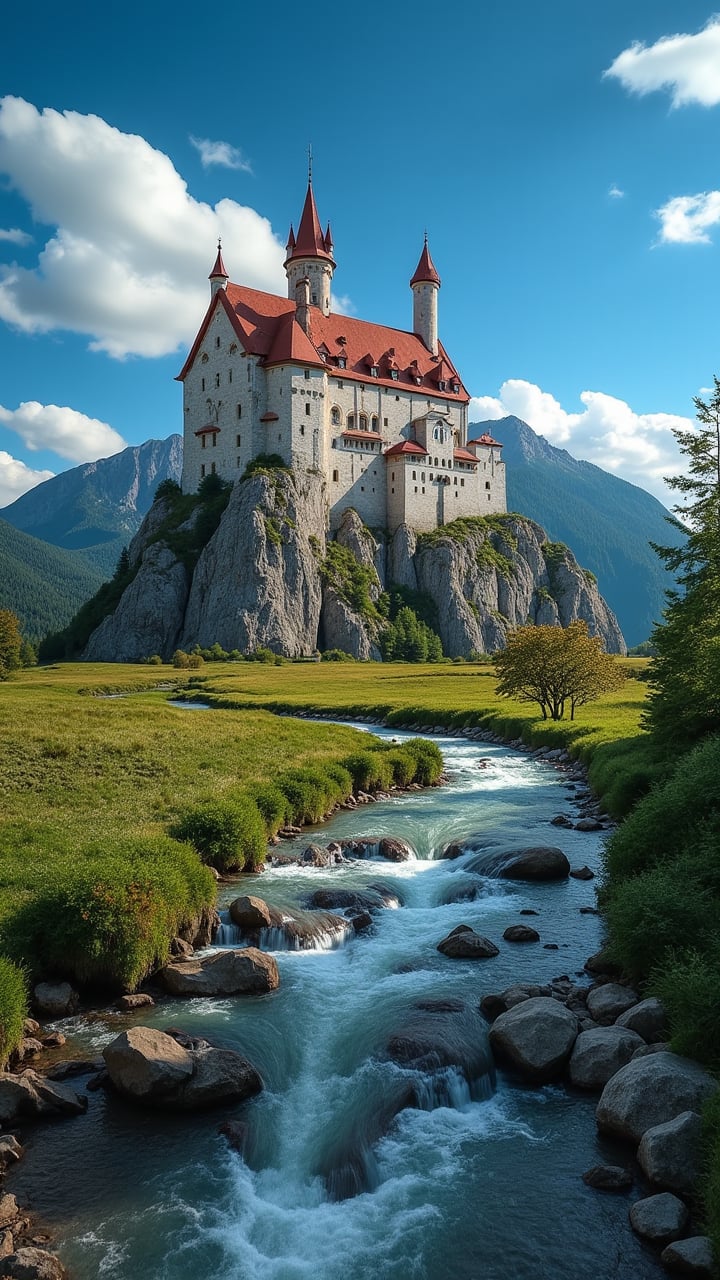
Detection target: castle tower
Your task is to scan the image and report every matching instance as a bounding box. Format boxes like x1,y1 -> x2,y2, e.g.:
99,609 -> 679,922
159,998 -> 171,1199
284,177 -> 335,316
410,235 -> 440,356
209,240 -> 229,297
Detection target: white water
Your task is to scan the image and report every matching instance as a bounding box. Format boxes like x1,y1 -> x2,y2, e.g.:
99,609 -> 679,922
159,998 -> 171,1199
9,727 -> 660,1280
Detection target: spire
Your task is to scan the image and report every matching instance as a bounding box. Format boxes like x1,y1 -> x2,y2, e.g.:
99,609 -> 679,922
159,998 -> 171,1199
286,224 -> 296,254
284,181 -> 335,264
410,234 -> 441,288
208,239 -> 228,281
324,221 -> 334,255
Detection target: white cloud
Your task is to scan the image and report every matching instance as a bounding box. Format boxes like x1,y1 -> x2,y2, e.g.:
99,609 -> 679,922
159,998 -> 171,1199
655,190 -> 720,244
330,292 -> 354,316
0,227 -> 32,246
469,379 -> 693,503
605,16 -> 720,108
0,97 -> 286,358
0,450 -> 54,506
608,184 -> 624,199
189,136 -> 252,173
0,401 -> 126,464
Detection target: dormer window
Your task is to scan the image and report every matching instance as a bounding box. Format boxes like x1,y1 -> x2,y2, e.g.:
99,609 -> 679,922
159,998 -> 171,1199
370,365 -> 379,377
452,382 -> 460,394
337,356 -> 347,369
390,369 -> 399,380
438,379 -> 447,391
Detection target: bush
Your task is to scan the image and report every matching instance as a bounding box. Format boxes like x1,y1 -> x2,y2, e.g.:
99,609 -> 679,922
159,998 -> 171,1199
0,837 -> 216,992
651,949 -> 720,1069
341,749 -> 390,793
321,649 -> 356,662
276,766 -> 348,824
173,649 -> 190,668
187,654 -> 204,669
248,647 -> 283,665
402,737 -> 444,786
170,797 -> 266,873
383,748 -> 417,787
0,956 -> 27,1066
146,654 -> 163,665
605,861 -> 718,981
245,781 -> 293,836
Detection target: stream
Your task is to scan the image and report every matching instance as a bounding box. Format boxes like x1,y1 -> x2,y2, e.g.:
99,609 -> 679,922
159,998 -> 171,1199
8,725 -> 661,1279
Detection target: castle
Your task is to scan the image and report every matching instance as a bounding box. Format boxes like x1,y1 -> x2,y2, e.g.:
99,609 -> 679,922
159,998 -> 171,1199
179,178 -> 506,533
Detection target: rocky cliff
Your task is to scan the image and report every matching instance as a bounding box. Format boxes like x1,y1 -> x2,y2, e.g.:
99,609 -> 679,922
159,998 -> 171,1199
82,470 -> 626,661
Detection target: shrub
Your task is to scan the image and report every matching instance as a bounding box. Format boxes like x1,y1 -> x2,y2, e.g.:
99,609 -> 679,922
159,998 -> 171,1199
341,749 -> 389,793
0,837 -> 216,992
402,737 -> 444,786
0,956 -> 27,1066
187,654 -> 204,669
321,649 -> 356,662
605,862 -> 718,981
146,654 -> 163,665
651,948 -> 720,1069
276,766 -> 346,824
173,649 -> 190,668
248,647 -> 283,665
245,782 -> 292,836
170,797 -> 266,873
384,748 -> 417,787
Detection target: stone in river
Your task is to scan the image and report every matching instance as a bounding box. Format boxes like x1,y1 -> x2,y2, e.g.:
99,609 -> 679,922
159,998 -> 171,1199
503,925 -> 540,943
103,1027 -> 262,1111
0,1246 -> 69,1278
586,984 -> 639,1025
437,927 -> 499,959
489,997 -> 579,1083
637,1111 -> 703,1196
660,1237 -> 715,1277
228,896 -> 273,930
596,1052 -> 717,1144
160,948 -> 279,997
615,997 -> 668,1044
582,1164 -> 633,1191
629,1192 -> 689,1245
568,1026 -> 644,1089
32,982 -> 79,1018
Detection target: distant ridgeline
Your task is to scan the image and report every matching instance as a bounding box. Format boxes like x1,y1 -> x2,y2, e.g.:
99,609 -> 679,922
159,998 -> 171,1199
479,416 -> 685,648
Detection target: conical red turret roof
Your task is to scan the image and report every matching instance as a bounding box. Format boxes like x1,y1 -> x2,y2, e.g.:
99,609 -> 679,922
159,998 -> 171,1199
209,241 -> 228,280
284,182 -> 335,265
410,237 -> 440,287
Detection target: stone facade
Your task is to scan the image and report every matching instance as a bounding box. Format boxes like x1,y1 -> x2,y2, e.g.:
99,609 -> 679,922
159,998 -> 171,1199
180,183 -> 506,534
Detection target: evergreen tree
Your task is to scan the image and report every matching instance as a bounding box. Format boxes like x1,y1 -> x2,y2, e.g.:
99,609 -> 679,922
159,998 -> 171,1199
646,377 -> 720,746
0,610 -> 23,680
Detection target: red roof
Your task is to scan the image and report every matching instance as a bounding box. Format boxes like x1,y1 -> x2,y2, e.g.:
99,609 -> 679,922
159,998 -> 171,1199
195,424 -> 220,435
385,440 -> 429,458
177,282 -> 469,403
342,430 -> 383,441
454,447 -> 479,464
468,432 -> 503,448
410,237 -> 441,287
284,183 -> 335,265
209,242 -> 228,280
259,412 -> 279,422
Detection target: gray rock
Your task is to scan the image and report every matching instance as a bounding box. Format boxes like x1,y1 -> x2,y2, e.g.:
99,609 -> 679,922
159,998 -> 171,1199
437,928 -> 499,959
637,1111 -> 703,1196
387,1000 -> 494,1083
582,1164 -> 633,1191
568,1026 -> 645,1089
160,948 -> 279,997
489,997 -> 579,1082
83,539 -> 189,661
0,1072 -> 87,1124
586,984 -> 639,1025
0,1138 -> 23,1169
596,1052 -> 718,1143
170,1046 -> 262,1110
387,524 -> 418,593
102,1028 -> 193,1100
629,1192 -> 689,1245
0,1247 -> 68,1278
616,997 -> 669,1043
569,865 -> 595,880
229,895 -> 273,930
497,846 -> 570,881
115,993 -> 155,1012
660,1237 -> 716,1277
32,982 -> 79,1018
503,925 -> 540,943
309,886 -> 401,912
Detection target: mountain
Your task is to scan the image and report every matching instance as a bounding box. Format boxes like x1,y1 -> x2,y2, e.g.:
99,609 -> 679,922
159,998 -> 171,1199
0,519 -> 104,642
0,436 -> 183,577
474,416 -> 685,647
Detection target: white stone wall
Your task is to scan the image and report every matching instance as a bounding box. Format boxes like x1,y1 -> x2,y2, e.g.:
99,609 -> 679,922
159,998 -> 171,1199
286,258 -> 333,315
412,282 -> 438,355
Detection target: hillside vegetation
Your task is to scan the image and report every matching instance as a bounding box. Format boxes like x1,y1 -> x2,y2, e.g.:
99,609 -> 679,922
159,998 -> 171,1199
0,518 -> 104,642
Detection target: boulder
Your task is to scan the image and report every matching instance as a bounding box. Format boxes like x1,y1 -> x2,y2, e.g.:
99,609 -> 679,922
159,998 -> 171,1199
596,1052 -> 718,1144
115,994 -> 155,1013
574,817 -> 603,832
489,997 -> 579,1082
309,885 -> 401,912
637,1111 -> 703,1196
171,1047 -> 262,1110
160,948 -> 279,997
585,984 -> 639,1025
582,1164 -> 633,1191
437,927 -> 499,959
0,1247 -> 68,1278
0,1138 -> 23,1170
32,983 -> 79,1018
228,896 -> 273,930
584,950 -> 621,976
0,1200 -> 18,1233
503,925 -> 540,943
386,1000 -> 494,1083
497,846 -> 570,881
0,1072 -> 87,1124
616,997 -> 669,1044
629,1192 -> 689,1245
568,1026 -> 645,1089
301,844 -> 332,867
0,1236 -> 12,1262
569,865 -> 594,880
333,837 -> 415,862
102,1028 -> 193,1101
660,1237 -> 716,1277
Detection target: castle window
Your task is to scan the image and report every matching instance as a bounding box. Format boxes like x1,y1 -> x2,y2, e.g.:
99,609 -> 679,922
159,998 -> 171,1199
371,415 -> 379,433
215,373 -> 221,388
384,417 -> 388,427
216,336 -> 221,348
414,486 -> 418,493
312,293 -> 318,304
236,434 -> 241,447
421,472 -> 425,482
412,470 -> 417,480
454,476 -> 457,485
360,485 -> 365,492
305,403 -> 311,416
201,464 -> 206,478
461,478 -> 465,487
434,457 -> 438,466
438,379 -> 446,391
359,413 -> 368,431
201,353 -> 208,363
370,365 -> 379,377
237,404 -> 242,419
390,369 -> 399,380
430,473 -> 434,481
391,471 -> 395,481
201,378 -> 205,392
337,356 -> 347,369
229,369 -> 232,383
331,406 -> 341,425
278,433 -> 282,441
422,486 -> 425,494
485,481 -> 491,490
347,413 -> 355,430
391,487 -> 395,494
300,424 -> 305,435
488,494 -> 491,501
201,435 -> 206,449
212,433 -> 217,447
332,469 -> 339,482
337,380 -> 344,389
304,369 -> 310,380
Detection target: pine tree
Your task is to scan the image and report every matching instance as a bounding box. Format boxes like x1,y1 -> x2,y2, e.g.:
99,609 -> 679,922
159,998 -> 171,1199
646,377 -> 720,746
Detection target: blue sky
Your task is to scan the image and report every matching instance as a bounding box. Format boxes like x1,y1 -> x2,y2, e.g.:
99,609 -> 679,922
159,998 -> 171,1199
1,0 -> 719,506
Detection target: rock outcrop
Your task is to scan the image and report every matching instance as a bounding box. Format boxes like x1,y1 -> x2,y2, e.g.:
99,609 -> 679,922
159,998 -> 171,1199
82,472 -> 626,660
489,996 -> 579,1082
102,1027 -> 262,1111
160,948 -> 279,997
596,1052 -> 717,1144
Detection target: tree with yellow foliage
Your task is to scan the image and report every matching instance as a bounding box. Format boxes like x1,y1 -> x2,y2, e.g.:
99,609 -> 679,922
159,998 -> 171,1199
494,620 -> 623,720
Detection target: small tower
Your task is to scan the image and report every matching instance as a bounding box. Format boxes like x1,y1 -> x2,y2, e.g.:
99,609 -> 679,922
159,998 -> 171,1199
284,169 -> 335,317
209,240 -> 229,297
410,235 -> 440,356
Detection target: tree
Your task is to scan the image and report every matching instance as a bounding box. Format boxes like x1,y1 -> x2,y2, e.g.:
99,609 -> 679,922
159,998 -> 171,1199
0,610 -> 23,681
646,377 -> 720,746
494,620 -> 623,720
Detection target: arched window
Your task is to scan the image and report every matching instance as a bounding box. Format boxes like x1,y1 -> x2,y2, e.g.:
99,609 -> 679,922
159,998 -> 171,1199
331,406 -> 341,426
347,413 -> 355,430
371,415 -> 379,433
359,413 -> 369,432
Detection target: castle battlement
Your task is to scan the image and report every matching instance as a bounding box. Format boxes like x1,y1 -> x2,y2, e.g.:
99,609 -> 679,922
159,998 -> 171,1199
178,180 -> 506,533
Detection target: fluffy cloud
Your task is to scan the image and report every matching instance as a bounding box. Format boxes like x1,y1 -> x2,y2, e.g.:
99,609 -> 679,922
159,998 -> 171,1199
608,184 -> 624,199
189,136 -> 252,172
0,97 -> 286,358
0,227 -> 32,246
0,401 -> 126,464
605,16 -> 720,107
0,450 -> 54,506
469,379 -> 693,503
655,190 -> 720,244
